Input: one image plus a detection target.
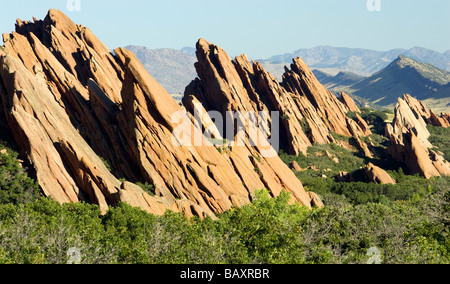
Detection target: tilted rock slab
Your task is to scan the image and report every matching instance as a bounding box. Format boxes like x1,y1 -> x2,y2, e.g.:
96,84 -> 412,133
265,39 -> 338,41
0,10 -> 317,217
340,92 -> 361,114
0,54 -> 173,215
402,94 -> 450,128
385,97 -> 450,179
365,163 -> 396,184
185,39 -> 371,157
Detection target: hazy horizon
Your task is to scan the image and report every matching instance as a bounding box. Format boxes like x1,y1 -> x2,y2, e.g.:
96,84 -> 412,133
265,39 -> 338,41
1,0 -> 449,59
140,45 -> 449,60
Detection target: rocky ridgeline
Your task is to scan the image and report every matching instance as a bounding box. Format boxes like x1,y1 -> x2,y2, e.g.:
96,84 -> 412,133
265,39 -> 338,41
184,39 -> 373,157
0,10 -> 448,217
0,10 -> 319,217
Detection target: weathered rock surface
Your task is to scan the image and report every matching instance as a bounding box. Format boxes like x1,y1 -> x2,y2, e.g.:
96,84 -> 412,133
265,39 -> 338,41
385,96 -> 450,179
430,109 -> 450,128
402,94 -> 431,122
0,10 -> 319,217
354,113 -> 372,137
388,97 -> 432,148
308,192 -> 324,208
364,163 -> 396,184
289,161 -> 303,172
340,92 -> 360,113
402,94 -> 450,128
0,53 -> 174,215
185,39 -> 372,158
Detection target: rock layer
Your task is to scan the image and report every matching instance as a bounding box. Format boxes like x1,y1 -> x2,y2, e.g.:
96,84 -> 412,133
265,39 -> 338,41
403,94 -> 450,128
185,39 -> 372,157
365,163 -> 396,184
385,96 -> 450,179
0,10 -> 319,217
340,92 -> 361,113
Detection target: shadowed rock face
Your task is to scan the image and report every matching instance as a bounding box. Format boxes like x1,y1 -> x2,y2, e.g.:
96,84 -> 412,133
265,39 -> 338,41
185,39 -> 372,158
365,163 -> 396,185
386,95 -> 450,179
0,10 -> 319,217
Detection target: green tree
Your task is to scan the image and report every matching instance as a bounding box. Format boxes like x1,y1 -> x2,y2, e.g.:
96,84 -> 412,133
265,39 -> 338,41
0,148 -> 40,205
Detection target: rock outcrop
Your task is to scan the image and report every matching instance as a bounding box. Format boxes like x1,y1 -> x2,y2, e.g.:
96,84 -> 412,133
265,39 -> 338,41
184,39 -> 372,158
0,10 -> 320,217
308,192 -> 325,208
340,92 -> 360,113
385,96 -> 450,179
402,94 -> 450,128
289,161 -> 303,172
364,163 -> 396,184
430,109 -> 450,128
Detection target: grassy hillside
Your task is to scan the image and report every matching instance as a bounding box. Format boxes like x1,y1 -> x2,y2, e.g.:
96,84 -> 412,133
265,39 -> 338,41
350,56 -> 450,106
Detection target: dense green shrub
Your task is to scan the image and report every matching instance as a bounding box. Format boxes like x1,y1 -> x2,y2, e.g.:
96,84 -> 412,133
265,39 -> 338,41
217,190 -> 310,264
360,108 -> 389,135
0,182 -> 448,264
428,125 -> 450,161
0,147 -> 40,205
0,121 -> 448,264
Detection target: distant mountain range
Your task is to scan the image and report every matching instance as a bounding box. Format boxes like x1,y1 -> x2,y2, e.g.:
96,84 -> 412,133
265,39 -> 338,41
260,46 -> 450,80
348,55 -> 450,106
125,45 -> 197,95
128,45 -> 450,110
312,70 -> 366,91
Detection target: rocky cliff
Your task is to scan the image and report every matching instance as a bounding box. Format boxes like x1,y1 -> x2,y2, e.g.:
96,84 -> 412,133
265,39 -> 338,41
402,94 -> 450,128
0,10 -> 318,217
184,39 -> 372,157
386,94 -> 450,179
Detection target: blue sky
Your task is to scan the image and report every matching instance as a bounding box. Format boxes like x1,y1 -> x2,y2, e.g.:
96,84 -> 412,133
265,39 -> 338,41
1,0 -> 449,59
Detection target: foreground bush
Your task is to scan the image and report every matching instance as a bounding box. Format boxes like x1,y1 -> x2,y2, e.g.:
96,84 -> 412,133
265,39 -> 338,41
0,182 -> 448,264
0,137 -> 448,264
0,147 -> 40,205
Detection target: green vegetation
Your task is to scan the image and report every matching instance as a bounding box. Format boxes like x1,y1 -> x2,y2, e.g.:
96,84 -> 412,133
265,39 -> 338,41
0,185 -> 447,264
300,118 -> 311,136
99,156 -> 112,172
0,121 -> 448,264
213,139 -> 232,155
428,125 -> 450,161
135,182 -> 155,196
0,145 -> 40,205
347,108 -> 391,135
278,131 -> 437,207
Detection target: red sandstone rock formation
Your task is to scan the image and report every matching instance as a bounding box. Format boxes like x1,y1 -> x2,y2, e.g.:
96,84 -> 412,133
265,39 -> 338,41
185,39 -> 372,158
402,94 -> 450,128
340,92 -> 361,113
0,10 -> 319,217
364,163 -> 396,184
385,97 -> 450,179
430,109 -> 450,128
